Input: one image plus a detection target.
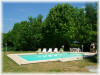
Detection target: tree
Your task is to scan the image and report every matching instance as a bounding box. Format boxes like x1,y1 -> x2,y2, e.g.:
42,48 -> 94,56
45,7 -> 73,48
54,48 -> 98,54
85,3 -> 97,31
85,3 -> 97,49
3,15 -> 43,51
42,3 -> 79,50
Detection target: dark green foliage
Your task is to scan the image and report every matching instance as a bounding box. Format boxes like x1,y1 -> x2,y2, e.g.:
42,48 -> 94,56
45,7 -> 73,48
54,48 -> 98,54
86,54 -> 97,63
2,3 -> 97,51
42,4 -> 76,49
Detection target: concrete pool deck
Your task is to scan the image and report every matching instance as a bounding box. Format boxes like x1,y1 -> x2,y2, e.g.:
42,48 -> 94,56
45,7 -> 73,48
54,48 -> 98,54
7,52 -> 97,65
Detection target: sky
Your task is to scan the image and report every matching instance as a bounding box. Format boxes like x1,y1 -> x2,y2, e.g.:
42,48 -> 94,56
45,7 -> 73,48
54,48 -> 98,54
2,2 -> 89,33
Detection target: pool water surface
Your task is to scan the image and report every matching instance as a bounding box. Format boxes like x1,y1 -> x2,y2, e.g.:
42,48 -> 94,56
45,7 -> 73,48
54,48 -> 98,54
18,53 -> 83,61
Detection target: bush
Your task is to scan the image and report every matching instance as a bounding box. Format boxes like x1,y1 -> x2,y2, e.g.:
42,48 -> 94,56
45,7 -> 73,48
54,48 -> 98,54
3,47 -> 16,51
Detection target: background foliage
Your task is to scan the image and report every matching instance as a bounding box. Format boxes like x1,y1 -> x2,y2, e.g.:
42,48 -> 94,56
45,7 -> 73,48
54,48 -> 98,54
3,3 -> 97,51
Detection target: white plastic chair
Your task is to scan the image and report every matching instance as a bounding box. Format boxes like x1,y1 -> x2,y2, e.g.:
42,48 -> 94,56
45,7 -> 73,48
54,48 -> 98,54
48,48 -> 52,53
70,48 -> 72,52
42,48 -> 47,53
54,48 -> 58,53
77,48 -> 81,52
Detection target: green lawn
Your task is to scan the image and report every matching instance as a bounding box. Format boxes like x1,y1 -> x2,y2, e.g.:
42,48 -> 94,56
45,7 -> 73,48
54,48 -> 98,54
2,51 -> 98,73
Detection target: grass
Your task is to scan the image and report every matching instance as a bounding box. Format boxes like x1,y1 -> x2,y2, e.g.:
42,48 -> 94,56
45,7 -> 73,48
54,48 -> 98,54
2,51 -> 98,73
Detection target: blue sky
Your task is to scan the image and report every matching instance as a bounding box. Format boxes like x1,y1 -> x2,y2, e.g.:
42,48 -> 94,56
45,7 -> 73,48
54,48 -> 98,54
3,2 -> 88,33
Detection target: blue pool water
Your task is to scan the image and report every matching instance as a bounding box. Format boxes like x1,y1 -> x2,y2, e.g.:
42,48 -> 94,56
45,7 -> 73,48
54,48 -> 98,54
18,53 -> 83,61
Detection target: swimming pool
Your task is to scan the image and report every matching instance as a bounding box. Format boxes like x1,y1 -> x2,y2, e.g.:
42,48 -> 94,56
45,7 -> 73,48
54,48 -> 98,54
19,53 -> 83,61
7,52 -> 83,65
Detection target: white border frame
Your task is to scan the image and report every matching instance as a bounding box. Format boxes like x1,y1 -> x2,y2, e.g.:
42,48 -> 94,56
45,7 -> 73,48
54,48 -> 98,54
0,0 -> 99,75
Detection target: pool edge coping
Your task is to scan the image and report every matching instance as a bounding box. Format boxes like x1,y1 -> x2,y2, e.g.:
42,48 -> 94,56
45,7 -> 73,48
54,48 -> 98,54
7,52 -> 96,65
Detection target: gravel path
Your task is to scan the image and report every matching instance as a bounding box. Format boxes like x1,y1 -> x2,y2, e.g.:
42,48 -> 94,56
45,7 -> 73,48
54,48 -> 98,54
85,66 -> 98,73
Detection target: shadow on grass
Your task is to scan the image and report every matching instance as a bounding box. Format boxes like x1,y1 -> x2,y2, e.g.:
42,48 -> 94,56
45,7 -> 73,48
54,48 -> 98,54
85,54 -> 98,63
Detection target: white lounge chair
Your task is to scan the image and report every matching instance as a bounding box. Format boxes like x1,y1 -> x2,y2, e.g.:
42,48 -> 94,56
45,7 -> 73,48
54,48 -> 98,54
42,48 -> 47,53
54,48 -> 58,53
48,48 -> 52,53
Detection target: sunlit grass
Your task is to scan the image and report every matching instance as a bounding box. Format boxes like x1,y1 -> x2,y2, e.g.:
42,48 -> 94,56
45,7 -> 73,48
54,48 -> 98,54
2,51 -> 97,73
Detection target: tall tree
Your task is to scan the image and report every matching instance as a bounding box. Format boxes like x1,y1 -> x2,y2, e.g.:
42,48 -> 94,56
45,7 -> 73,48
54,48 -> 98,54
42,3 -> 79,49
85,3 -> 97,31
